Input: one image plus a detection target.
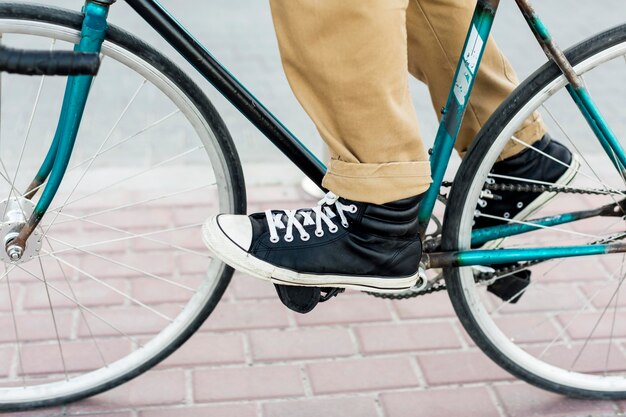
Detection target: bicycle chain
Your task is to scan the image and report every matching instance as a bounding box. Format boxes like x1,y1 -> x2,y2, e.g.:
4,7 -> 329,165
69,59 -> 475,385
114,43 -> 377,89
366,181 -> 625,300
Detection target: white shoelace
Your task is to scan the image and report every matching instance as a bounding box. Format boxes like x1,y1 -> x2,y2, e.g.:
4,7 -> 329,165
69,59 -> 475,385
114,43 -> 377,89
265,192 -> 357,243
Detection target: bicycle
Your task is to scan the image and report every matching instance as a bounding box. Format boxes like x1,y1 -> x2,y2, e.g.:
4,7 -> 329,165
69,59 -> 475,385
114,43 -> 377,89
0,0 -> 624,410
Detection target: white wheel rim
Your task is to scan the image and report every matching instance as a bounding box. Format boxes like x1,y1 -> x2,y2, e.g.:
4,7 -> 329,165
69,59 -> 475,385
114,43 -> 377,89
0,18 -> 234,404
456,40 -> 626,393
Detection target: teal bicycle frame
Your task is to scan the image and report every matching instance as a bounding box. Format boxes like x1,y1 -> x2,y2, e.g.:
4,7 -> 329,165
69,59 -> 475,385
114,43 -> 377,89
8,0 -> 625,270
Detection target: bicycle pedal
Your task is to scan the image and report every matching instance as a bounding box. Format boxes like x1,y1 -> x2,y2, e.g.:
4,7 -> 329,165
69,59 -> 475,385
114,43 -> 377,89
487,269 -> 531,304
274,284 -> 343,314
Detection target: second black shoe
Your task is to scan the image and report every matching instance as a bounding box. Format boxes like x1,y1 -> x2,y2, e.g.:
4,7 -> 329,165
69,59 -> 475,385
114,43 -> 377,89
473,134 -> 579,240
202,192 -> 424,292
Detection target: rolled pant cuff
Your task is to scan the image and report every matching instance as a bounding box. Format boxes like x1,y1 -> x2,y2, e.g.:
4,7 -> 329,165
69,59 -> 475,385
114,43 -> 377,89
322,159 -> 432,205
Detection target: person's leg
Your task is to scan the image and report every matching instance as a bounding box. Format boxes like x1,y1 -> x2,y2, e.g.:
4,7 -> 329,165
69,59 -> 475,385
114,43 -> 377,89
202,0 -> 427,292
270,0 -> 431,205
406,0 -> 546,159
404,0 -> 578,241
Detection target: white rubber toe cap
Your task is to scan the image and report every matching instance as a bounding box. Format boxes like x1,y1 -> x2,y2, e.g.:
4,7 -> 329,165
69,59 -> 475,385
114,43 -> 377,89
214,214 -> 253,251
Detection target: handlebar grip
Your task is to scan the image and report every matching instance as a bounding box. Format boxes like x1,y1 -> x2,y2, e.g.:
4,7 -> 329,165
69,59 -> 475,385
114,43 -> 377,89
0,46 -> 100,76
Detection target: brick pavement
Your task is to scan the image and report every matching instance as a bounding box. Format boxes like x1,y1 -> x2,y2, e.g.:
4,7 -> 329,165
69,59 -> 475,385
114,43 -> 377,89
2,1 -> 625,416
0,184 -> 626,417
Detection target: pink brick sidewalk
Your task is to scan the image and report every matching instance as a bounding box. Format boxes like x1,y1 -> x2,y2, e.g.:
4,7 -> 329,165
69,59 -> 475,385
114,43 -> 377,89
5,184 -> 626,417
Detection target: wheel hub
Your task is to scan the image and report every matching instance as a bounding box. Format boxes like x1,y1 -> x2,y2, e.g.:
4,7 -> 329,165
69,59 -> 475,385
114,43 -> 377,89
0,197 -> 41,264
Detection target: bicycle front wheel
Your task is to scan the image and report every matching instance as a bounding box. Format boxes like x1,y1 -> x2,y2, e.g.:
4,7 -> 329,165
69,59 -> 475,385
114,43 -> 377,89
0,3 -> 245,410
444,24 -> 626,398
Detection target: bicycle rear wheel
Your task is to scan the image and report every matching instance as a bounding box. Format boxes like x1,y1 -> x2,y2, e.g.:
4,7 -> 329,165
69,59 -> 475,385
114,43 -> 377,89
443,24 -> 626,398
0,3 -> 245,410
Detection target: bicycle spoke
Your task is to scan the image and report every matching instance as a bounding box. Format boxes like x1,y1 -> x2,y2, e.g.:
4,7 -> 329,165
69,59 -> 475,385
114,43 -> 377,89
47,238 -> 108,369
41,78 -> 148,236
604,254 -> 624,375
45,145 -> 203,217
45,234 -> 196,292
37,257 -> 69,381
15,263 -> 139,346
570,269 -> 626,371
4,269 -> 25,385
42,249 -> 174,322
65,109 -> 181,174
42,213 -> 208,258
476,212 -> 601,239
45,182 -> 214,226
23,109 -> 183,200
509,135 -> 626,199
36,222 -> 204,259
2,39 -> 53,217
536,261 -> 623,359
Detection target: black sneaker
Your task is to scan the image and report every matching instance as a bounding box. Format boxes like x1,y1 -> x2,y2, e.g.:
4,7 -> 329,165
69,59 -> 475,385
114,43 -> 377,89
473,134 -> 579,237
202,193 -> 424,292
473,134 -> 578,302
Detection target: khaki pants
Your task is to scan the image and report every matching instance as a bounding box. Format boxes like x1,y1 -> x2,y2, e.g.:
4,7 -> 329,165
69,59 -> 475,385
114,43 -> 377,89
269,0 -> 546,204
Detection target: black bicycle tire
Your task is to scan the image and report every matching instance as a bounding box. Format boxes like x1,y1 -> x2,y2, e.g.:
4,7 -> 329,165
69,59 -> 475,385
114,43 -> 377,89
443,23 -> 626,399
0,2 -> 247,410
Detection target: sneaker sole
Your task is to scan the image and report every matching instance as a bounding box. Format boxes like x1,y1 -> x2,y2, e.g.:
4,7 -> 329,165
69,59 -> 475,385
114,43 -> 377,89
202,216 -> 419,293
482,154 -> 580,249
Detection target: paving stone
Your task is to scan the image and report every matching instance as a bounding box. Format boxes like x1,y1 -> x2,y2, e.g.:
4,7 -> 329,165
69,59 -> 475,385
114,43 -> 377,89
157,332 -> 245,368
307,357 -> 419,394
0,311 -> 74,343
294,296 -> 392,326
249,327 -> 356,362
230,273 -> 277,299
193,365 -> 304,401
355,321 -> 461,354
496,283 -> 586,314
557,310 -> 626,340
131,275 -> 204,305
23,278 -> 128,310
202,299 -> 291,331
495,383 -> 617,417
417,350 -> 514,385
0,345 -> 14,377
139,404 -> 257,417
381,387 -> 500,417
491,314 -> 561,344
20,338 -> 131,375
68,370 -> 186,411
524,342 -> 626,374
392,291 -> 457,319
264,396 -> 379,417
76,305 -> 180,337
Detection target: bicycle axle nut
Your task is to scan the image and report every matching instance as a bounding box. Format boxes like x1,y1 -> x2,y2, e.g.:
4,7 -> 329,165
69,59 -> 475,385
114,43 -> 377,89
6,244 -> 23,262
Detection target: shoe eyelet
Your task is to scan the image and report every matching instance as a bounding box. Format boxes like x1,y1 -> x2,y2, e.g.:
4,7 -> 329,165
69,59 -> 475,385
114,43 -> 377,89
341,221 -> 349,228
284,235 -> 294,242
270,236 -> 280,244
329,226 -> 339,233
300,233 -> 310,241
503,212 -> 510,219
349,205 -> 357,213
516,202 -> 523,209
315,230 -> 324,237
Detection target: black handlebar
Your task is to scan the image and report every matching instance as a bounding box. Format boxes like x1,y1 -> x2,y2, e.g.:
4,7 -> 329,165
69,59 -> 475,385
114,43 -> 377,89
0,46 -> 100,76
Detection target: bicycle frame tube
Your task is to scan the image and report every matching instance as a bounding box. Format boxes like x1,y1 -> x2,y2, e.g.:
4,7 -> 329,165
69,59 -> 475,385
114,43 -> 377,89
516,0 -> 626,175
8,0 -> 110,253
417,0 -> 500,231
425,241 -> 626,269
124,0 -> 327,188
